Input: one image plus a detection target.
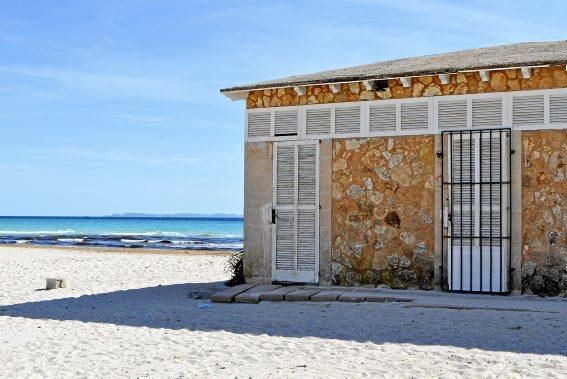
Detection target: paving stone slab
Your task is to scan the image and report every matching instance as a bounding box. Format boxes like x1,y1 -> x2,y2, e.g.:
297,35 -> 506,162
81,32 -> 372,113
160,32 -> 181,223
260,286 -> 303,301
210,284 -> 257,303
310,290 -> 348,302
235,284 -> 282,304
285,288 -> 322,301
364,293 -> 415,303
338,291 -> 370,303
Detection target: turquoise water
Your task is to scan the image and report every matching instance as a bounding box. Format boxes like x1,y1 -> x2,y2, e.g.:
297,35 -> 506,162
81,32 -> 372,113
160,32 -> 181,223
0,216 -> 243,250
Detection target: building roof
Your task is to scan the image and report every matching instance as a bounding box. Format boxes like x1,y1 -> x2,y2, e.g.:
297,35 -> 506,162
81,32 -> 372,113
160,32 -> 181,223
220,41 -> 567,93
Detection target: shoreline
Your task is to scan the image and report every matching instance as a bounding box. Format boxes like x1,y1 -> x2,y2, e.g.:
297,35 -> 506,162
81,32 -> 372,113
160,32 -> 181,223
0,244 -> 239,257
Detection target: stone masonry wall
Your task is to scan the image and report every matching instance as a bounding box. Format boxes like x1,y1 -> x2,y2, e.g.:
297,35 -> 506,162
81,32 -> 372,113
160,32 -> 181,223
521,130 -> 567,296
246,66 -> 567,109
332,136 -> 435,288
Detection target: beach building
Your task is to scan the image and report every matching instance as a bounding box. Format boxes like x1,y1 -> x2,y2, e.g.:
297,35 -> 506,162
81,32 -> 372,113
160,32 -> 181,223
221,41 -> 567,295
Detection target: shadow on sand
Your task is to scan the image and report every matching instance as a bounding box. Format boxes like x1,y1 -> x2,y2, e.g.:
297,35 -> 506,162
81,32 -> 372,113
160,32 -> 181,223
1,282 -> 565,356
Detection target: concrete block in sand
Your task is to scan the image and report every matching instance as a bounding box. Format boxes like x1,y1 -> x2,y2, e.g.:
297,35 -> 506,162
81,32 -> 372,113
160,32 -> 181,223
210,284 -> 256,303
311,290 -> 347,302
285,288 -> 322,301
46,278 -> 66,290
235,284 -> 282,304
260,286 -> 302,301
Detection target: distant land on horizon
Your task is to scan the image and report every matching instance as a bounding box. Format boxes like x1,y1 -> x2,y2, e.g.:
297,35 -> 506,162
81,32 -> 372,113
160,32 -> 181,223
106,213 -> 243,218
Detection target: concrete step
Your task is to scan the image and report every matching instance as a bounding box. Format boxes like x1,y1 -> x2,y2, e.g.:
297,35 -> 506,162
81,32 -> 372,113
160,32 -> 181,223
210,284 -> 257,303
311,290 -> 347,302
235,284 -> 282,304
338,291 -> 368,303
285,288 -> 322,301
260,286 -> 303,301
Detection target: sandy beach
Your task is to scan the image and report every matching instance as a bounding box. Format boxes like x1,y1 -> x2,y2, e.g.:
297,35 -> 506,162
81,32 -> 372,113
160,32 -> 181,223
0,245 -> 565,377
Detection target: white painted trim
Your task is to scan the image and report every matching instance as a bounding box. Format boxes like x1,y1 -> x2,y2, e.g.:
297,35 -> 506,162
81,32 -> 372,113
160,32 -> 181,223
244,88 -> 567,142
294,86 -> 306,96
223,91 -> 248,101
362,80 -> 374,91
400,77 -> 411,88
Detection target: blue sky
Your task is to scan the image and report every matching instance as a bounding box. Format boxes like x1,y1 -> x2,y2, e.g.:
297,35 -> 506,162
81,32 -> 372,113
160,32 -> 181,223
0,0 -> 565,216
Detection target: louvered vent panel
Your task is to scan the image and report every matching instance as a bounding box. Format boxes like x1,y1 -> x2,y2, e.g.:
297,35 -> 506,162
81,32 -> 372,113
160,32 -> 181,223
274,109 -> 298,136
438,100 -> 467,129
306,108 -> 331,135
276,145 -> 295,206
297,145 -> 317,205
335,106 -> 361,134
297,209 -> 316,271
247,112 -> 271,138
550,95 -> 567,124
451,137 -> 475,244
369,104 -> 396,132
472,98 -> 502,128
479,134 -> 502,246
513,95 -> 544,126
275,209 -> 294,271
401,102 -> 428,130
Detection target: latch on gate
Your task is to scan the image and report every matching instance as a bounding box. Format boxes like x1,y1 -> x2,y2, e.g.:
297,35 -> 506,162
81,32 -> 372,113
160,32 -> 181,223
271,209 -> 277,224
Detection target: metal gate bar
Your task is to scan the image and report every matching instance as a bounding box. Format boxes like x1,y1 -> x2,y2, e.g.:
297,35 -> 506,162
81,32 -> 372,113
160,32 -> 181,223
441,128 -> 511,294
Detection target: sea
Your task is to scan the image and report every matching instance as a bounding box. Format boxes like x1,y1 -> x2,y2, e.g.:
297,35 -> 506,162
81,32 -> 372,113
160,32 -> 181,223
0,216 -> 243,251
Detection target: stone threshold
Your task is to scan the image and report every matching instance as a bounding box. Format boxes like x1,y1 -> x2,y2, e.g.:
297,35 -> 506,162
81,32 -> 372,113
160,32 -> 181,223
210,284 -> 567,313
211,284 -> 416,304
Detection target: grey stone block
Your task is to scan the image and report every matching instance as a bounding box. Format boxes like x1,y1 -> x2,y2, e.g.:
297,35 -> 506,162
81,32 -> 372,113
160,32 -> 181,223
210,284 -> 257,303
364,293 -> 415,303
235,284 -> 281,304
260,286 -> 302,301
46,278 -> 66,290
311,290 -> 346,302
285,289 -> 322,301
338,291 -> 368,302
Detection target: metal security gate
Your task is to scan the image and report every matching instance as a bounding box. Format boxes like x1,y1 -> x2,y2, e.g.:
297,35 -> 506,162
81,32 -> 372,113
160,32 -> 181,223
272,141 -> 319,283
442,129 -> 511,294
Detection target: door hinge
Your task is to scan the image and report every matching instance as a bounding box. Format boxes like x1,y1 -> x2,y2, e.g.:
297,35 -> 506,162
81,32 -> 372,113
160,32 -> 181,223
271,209 -> 277,224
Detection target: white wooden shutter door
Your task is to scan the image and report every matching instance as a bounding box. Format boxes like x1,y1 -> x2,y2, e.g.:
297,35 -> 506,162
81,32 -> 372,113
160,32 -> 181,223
273,142 -> 319,283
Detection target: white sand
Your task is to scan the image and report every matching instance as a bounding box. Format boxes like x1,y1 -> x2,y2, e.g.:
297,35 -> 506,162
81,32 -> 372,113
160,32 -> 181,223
0,246 -> 566,377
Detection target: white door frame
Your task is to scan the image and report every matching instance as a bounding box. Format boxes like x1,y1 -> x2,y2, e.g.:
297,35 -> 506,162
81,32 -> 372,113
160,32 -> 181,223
272,140 -> 320,283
